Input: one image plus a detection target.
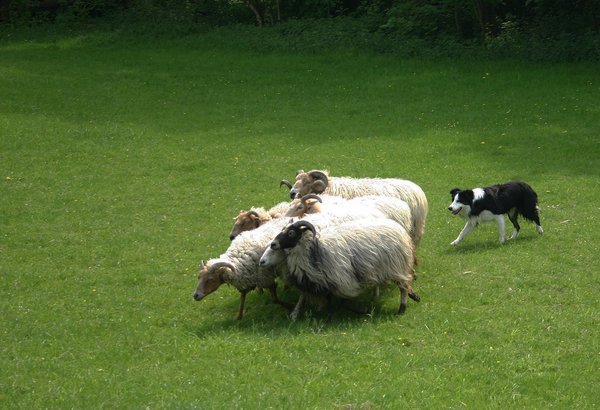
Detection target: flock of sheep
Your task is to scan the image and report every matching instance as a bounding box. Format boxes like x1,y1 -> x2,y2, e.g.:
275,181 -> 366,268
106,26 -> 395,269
193,169 -> 429,320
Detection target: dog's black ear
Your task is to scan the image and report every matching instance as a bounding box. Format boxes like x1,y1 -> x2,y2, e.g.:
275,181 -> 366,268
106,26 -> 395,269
450,188 -> 461,197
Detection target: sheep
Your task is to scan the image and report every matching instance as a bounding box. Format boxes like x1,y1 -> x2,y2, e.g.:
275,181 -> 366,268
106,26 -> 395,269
283,193 -> 346,218
229,201 -> 290,240
228,193 -> 346,240
259,218 -> 420,320
292,193 -> 414,240
227,193 -> 341,241
281,169 -> 428,247
285,193 -> 417,274
194,218 -> 293,320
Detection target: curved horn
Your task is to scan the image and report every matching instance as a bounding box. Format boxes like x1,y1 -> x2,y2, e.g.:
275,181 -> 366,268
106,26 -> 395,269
246,210 -> 261,227
280,179 -> 292,189
291,220 -> 317,241
247,210 -> 260,218
308,170 -> 328,182
300,194 -> 322,206
307,170 -> 329,193
208,261 -> 236,274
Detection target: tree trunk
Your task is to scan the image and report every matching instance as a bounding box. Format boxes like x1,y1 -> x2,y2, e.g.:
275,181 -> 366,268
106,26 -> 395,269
472,0 -> 485,36
244,0 -> 263,27
454,2 -> 462,38
473,0 -> 497,37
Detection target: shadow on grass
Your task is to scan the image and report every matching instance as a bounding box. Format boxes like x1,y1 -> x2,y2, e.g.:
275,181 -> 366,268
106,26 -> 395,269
187,285 -> 417,339
441,234 -> 541,255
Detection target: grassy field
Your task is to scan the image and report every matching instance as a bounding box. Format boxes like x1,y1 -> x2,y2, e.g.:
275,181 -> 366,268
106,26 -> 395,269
1,29 -> 599,408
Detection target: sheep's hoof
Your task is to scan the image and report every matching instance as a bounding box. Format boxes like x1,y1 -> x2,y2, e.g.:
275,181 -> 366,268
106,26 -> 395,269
409,292 -> 420,302
398,304 -> 407,315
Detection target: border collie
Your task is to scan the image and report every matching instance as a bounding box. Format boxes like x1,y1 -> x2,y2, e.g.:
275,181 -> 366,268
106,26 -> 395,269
448,181 -> 544,246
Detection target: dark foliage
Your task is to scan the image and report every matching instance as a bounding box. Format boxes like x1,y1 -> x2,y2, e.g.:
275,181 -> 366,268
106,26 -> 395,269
1,0 -> 599,60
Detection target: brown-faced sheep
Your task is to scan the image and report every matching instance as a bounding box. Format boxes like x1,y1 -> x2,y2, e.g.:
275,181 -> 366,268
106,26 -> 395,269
195,218 -> 292,320
228,201 -> 290,240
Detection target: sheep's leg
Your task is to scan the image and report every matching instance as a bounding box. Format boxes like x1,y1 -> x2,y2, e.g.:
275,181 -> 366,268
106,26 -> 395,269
373,286 -> 380,300
325,294 -> 336,322
409,289 -> 420,302
411,258 -> 418,281
236,291 -> 248,320
289,293 -> 305,321
401,278 -> 420,303
398,287 -> 408,315
268,284 -> 294,311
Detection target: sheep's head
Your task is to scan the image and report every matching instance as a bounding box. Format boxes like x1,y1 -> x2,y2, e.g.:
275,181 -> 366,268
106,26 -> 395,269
301,194 -> 323,214
259,244 -> 287,268
284,199 -> 304,217
289,170 -> 329,199
280,169 -> 303,194
269,220 -> 317,251
193,260 -> 235,301
285,194 -> 323,217
229,210 -> 261,240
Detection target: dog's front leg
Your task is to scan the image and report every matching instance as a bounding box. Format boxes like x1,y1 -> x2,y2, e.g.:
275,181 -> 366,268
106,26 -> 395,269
451,220 -> 476,246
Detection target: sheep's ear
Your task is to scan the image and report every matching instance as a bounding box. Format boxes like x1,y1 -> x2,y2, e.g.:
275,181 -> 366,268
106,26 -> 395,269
296,169 -> 304,176
312,180 -> 327,194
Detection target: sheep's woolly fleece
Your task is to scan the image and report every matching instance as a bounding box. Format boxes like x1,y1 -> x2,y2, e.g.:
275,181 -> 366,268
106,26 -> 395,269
211,218 -> 289,293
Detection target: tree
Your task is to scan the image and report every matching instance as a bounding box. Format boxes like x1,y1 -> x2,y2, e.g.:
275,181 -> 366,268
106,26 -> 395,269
241,0 -> 281,26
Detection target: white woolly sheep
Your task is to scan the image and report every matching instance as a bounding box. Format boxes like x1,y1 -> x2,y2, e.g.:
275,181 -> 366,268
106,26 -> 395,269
259,218 -> 419,320
194,218 -> 292,320
229,201 -> 290,240
290,193 -> 414,244
282,193 -> 347,218
281,169 -> 428,246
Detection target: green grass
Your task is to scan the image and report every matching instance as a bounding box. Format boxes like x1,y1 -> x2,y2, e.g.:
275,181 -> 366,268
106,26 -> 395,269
1,29 -> 599,408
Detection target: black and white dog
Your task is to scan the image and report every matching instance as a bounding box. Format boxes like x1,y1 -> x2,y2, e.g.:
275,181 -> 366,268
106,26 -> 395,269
448,181 -> 544,246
